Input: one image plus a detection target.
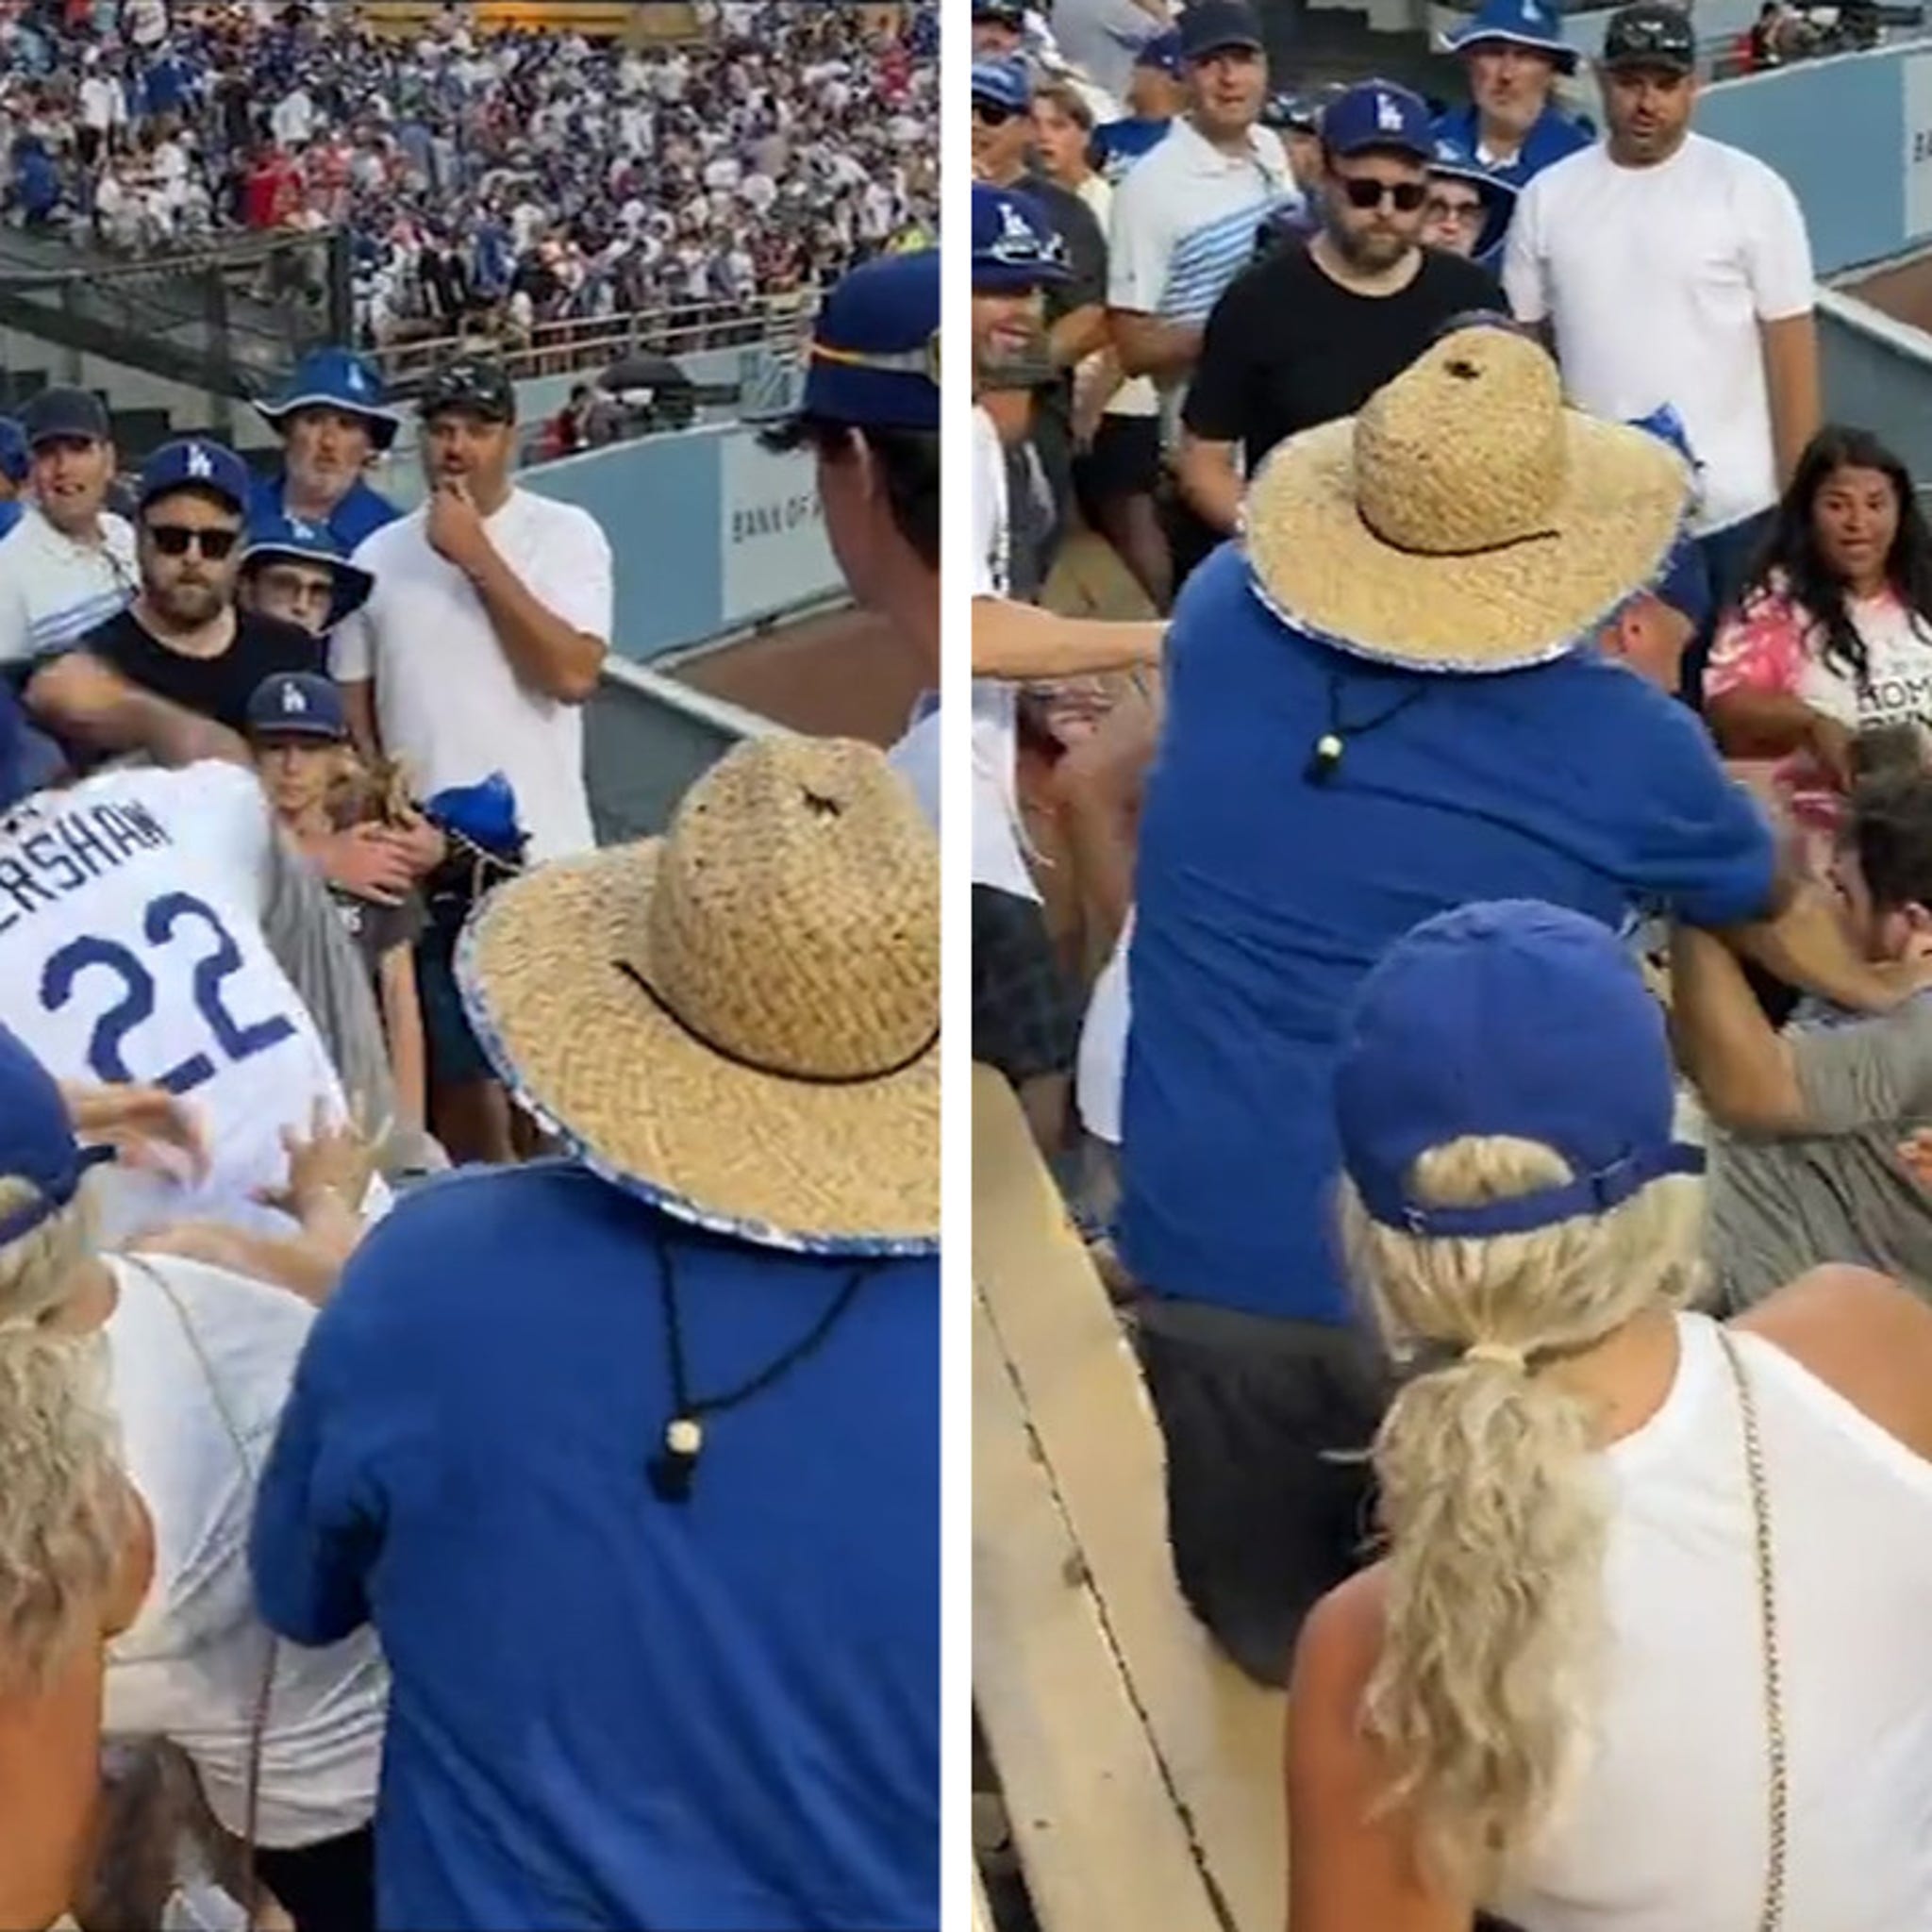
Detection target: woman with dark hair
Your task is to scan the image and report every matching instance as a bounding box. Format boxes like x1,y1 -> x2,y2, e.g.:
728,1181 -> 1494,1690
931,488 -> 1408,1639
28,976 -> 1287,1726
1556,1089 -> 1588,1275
1706,425 -> 1932,871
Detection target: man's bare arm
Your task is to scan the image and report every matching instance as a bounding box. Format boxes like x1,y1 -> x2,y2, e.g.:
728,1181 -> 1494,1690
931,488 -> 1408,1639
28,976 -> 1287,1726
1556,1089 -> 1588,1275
25,652 -> 249,767
973,598 -> 1163,678
466,543 -> 608,704
339,676 -> 379,760
1175,432 -> 1244,536
1759,310 -> 1821,490
1670,924 -> 1806,1131
1109,309 -> 1200,382
1051,304 -> 1108,370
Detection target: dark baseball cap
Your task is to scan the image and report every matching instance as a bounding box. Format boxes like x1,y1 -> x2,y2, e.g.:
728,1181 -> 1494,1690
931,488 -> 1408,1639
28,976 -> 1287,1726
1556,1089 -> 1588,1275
139,437 -> 252,516
20,386 -> 111,448
246,671 -> 350,743
1322,79 -> 1435,161
1601,1 -> 1696,73
419,356 -> 516,425
1178,0 -> 1265,61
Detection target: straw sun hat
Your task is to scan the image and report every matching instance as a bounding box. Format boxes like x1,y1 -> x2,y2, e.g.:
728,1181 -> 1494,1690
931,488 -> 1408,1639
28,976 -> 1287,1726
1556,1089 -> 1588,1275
457,736 -> 939,1256
1243,323 -> 1694,674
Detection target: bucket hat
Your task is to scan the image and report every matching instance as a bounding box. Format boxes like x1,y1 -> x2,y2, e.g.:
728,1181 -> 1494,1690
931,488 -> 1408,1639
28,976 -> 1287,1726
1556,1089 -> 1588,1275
1243,323 -> 1692,673
457,736 -> 940,1255
256,346 -> 401,452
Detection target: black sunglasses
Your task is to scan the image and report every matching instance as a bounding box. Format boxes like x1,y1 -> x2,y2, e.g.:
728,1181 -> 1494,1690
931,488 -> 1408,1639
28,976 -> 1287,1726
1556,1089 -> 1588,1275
1339,176 -> 1428,212
146,524 -> 241,560
973,98 -> 1019,126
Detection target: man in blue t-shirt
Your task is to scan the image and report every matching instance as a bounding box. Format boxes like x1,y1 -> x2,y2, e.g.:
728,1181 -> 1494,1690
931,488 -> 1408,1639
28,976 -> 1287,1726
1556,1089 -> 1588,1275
251,346 -> 403,554
1119,322 -> 1924,1688
252,736 -> 941,1932
1434,0 -> 1592,190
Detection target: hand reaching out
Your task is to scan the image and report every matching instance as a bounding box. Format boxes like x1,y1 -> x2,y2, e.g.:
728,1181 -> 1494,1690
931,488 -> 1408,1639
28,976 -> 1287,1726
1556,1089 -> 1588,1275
59,1082 -> 209,1184
254,1098 -> 378,1223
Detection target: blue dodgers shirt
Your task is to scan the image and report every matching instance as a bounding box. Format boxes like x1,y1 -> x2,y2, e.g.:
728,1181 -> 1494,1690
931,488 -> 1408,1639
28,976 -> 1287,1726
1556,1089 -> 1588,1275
249,471 -> 401,553
1119,543 -> 1778,1324
1432,102 -> 1591,192
252,1162 -> 940,1932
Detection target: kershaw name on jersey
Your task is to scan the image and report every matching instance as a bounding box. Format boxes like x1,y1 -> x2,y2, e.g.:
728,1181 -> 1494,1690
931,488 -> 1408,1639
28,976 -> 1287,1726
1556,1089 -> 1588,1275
0,795 -> 175,931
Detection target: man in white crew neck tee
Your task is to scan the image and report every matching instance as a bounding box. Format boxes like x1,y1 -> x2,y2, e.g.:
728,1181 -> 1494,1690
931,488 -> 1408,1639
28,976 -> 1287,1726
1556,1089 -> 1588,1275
1503,0 -> 1820,707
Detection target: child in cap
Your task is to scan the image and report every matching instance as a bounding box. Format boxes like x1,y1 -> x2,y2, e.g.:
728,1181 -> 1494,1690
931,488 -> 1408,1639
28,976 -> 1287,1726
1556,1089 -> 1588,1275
246,672 -> 426,1136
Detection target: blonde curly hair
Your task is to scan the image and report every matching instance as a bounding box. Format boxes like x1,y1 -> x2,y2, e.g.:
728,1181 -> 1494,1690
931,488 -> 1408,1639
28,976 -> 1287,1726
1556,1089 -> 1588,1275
0,1175 -> 129,1695
1339,1135 -> 1706,1901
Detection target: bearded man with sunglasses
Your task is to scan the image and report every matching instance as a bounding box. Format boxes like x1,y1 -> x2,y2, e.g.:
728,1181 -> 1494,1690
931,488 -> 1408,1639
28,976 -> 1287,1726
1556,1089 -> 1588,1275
1177,80 -> 1501,544
29,439 -> 321,768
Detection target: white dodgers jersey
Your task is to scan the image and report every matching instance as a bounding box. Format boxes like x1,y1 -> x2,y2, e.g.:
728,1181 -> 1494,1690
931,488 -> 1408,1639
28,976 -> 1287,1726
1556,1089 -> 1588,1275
0,761 -> 352,1243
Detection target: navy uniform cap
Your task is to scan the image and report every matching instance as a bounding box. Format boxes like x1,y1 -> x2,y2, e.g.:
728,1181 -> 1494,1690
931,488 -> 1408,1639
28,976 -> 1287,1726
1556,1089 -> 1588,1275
139,437 -> 252,515
799,251 -> 939,434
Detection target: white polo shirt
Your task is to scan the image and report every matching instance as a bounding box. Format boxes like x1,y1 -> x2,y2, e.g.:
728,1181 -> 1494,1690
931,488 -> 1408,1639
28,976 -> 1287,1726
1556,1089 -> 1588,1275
335,489 -> 613,863
1504,133 -> 1815,536
0,504 -> 138,674
1107,115 -> 1295,442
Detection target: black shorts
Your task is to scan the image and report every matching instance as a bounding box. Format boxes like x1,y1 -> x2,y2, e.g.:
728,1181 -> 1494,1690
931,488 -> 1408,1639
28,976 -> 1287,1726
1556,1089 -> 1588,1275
972,884 -> 1079,1085
1135,1294 -> 1390,1686
1074,413 -> 1161,518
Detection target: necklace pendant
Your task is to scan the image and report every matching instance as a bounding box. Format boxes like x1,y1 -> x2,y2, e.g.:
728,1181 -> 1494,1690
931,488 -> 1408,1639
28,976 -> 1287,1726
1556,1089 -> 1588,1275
1306,732 -> 1344,785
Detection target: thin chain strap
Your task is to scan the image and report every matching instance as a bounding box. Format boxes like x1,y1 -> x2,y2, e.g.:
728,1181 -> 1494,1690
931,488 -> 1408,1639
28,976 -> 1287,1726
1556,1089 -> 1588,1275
131,1258 -> 275,1932
1715,1326 -> 1788,1932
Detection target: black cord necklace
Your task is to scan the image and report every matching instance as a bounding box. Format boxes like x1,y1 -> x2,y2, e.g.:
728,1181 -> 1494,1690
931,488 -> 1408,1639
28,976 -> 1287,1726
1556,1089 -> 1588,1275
645,1232 -> 878,1505
1304,669 -> 1432,785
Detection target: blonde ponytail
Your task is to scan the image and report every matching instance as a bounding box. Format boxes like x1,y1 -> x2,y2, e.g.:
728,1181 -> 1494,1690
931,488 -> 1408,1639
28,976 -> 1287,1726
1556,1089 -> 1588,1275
1340,1135 -> 1704,1897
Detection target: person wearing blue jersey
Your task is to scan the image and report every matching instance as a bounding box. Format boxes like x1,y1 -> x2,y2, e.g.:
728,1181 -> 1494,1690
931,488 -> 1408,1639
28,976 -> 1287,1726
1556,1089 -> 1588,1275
1091,30 -> 1185,183
252,733 -> 941,1932
251,347 -> 403,554
1436,0 -> 1592,189
0,418 -> 26,543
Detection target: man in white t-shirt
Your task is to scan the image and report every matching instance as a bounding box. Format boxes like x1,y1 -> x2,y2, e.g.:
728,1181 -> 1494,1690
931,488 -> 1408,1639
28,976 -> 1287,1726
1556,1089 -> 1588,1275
1503,0 -> 1820,703
335,355 -> 611,1165
972,184 -> 1162,1153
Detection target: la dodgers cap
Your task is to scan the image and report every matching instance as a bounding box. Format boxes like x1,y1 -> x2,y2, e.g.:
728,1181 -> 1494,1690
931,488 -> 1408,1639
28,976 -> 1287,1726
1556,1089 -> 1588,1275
1335,900 -> 1704,1240
241,512 -> 377,630
1136,30 -> 1184,75
972,182 -> 1072,292
256,345 -> 401,453
1323,78 -> 1435,159
0,1021 -> 115,1249
138,437 -> 252,515
797,250 -> 940,433
1441,0 -> 1579,72
971,56 -> 1033,111
246,671 -> 350,743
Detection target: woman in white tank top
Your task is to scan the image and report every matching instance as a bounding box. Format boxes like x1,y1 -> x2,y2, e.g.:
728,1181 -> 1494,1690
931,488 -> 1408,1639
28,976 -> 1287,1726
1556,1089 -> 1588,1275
1291,898 -> 1932,1932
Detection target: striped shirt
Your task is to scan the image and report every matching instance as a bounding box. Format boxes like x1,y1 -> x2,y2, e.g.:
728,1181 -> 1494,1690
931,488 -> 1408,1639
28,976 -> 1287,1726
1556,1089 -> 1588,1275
1106,115 -> 1296,442
0,505 -> 137,680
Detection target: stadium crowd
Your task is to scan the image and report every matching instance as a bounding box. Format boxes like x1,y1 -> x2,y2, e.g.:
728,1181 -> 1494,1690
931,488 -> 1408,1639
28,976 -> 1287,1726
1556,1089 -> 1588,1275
0,0 -> 939,353
977,0 -> 1932,1926
0,17 -> 941,1915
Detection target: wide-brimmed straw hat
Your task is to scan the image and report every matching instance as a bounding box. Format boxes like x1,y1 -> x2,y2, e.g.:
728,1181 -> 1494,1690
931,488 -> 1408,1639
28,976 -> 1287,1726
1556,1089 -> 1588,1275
1244,323 -> 1693,675
457,736 -> 939,1256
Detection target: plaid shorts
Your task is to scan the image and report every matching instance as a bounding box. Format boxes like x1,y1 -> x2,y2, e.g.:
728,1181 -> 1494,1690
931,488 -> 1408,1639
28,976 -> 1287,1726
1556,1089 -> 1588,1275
973,884 -> 1079,1084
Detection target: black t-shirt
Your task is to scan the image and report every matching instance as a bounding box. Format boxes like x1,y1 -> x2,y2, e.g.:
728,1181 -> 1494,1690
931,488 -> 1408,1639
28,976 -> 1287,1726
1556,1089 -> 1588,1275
80,607 -> 325,736
1183,242 -> 1507,471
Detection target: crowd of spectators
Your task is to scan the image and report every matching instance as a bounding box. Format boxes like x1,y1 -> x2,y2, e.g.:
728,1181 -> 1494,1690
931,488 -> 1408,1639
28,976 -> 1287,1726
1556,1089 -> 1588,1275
0,0 -> 939,354
978,0 -> 1932,1925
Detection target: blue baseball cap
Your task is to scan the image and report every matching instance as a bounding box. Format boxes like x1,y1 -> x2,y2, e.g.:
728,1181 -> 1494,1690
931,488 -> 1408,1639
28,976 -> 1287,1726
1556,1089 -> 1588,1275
971,56 -> 1032,111
1623,408 -> 1708,629
241,512 -> 376,629
1441,0 -> 1579,72
1323,79 -> 1435,160
256,346 -> 401,452
0,1022 -> 114,1249
20,386 -> 110,449
1136,30 -> 1184,75
0,417 -> 27,486
139,437 -> 251,517
1178,0 -> 1265,60
973,0 -> 1026,23
1336,900 -> 1704,1240
972,182 -> 1071,292
245,671 -> 350,743
797,250 -> 940,433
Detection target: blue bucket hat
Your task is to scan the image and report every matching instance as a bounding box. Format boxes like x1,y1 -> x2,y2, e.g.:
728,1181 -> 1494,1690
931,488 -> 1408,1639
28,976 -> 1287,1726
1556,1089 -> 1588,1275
241,511 -> 377,630
245,670 -> 350,743
1425,136 -> 1521,258
1441,0 -> 1579,74
0,1021 -> 115,1248
797,250 -> 940,433
972,182 -> 1070,292
0,417 -> 27,486
256,346 -> 401,452
1336,899 -> 1703,1240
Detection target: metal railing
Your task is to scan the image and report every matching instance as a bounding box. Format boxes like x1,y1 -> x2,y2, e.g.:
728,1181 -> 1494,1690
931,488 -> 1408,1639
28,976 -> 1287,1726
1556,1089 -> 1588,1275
366,289 -> 821,391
